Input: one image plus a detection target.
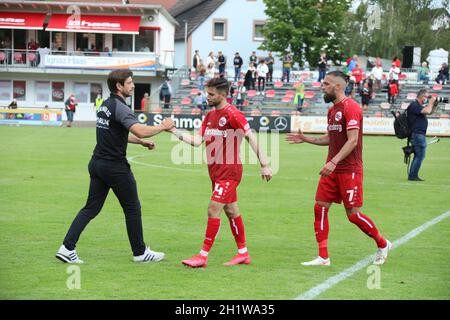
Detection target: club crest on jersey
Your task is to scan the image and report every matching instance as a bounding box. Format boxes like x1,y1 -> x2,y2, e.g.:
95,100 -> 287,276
335,111 -> 342,122
219,117 -> 227,127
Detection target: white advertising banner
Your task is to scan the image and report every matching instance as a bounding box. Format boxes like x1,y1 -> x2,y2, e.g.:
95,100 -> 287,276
291,116 -> 450,136
44,55 -> 157,71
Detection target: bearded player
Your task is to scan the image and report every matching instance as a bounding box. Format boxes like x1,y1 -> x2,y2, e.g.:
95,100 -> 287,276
287,71 -> 391,266
170,77 -> 272,268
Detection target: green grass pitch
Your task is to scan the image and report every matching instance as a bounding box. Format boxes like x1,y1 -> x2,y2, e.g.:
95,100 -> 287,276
0,126 -> 449,299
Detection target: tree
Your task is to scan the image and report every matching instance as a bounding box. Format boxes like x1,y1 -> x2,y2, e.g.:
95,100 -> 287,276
260,0 -> 351,68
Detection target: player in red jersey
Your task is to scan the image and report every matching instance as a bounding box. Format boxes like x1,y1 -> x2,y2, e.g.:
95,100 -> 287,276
170,77 -> 272,268
287,71 -> 391,266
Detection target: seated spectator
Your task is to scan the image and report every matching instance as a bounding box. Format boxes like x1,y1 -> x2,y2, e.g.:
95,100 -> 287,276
417,62 -> 430,84
435,63 -> 449,84
8,98 -> 18,109
345,76 -> 356,98
194,91 -> 207,111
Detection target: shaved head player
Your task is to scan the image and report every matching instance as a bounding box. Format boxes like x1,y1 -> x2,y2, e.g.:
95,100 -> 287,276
287,71 -> 391,266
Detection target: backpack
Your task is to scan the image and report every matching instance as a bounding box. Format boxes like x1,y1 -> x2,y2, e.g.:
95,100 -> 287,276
391,110 -> 411,139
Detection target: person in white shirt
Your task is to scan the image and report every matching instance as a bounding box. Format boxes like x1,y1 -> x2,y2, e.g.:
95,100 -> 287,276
257,60 -> 269,94
370,63 -> 384,92
206,62 -> 216,79
206,51 -> 216,69
389,62 -> 400,84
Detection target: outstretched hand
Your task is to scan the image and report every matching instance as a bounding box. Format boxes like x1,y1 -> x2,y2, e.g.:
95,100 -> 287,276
161,117 -> 175,131
260,165 -> 272,182
141,140 -> 155,150
286,129 -> 307,144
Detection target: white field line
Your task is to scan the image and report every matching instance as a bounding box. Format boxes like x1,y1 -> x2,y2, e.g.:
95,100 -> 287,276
295,210 -> 450,300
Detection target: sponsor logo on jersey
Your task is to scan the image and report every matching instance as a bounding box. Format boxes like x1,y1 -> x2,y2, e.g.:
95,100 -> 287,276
219,116 -> 227,127
335,111 -> 342,122
205,127 -> 227,137
328,124 -> 343,132
348,119 -> 358,126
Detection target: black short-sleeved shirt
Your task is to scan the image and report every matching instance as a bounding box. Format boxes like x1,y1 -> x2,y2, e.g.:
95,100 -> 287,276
93,94 -> 139,162
407,100 -> 428,135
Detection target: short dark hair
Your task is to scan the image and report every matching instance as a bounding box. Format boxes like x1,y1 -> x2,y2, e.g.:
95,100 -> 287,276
107,69 -> 133,93
326,71 -> 349,83
206,77 -> 229,93
417,88 -> 428,98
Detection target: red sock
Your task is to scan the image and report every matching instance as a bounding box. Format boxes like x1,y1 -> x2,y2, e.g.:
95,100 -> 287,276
201,218 -> 221,254
228,215 -> 247,252
314,204 -> 329,259
348,212 -> 387,248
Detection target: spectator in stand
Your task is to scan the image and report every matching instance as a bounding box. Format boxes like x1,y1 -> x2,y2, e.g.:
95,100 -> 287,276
281,52 -> 293,83
435,63 -> 449,85
387,77 -> 399,105
27,39 -> 39,67
257,59 -> 269,95
159,78 -> 172,109
217,51 -> 226,78
346,55 -> 358,74
265,52 -> 275,84
195,91 -> 206,111
360,81 -> 371,112
389,62 -> 401,85
244,62 -> 256,91
249,51 -> 258,68
8,98 -> 18,109
294,80 -> 305,112
206,51 -> 216,69
227,81 -> 235,104
392,56 -> 401,68
197,63 -> 207,90
351,64 -> 363,92
318,52 -> 328,82
64,94 -> 77,127
417,61 -> 430,84
233,52 -> 243,82
206,62 -> 216,80
235,80 -> 247,109
140,93 -> 149,111
371,61 -> 383,92
345,76 -> 356,98
193,50 -> 201,71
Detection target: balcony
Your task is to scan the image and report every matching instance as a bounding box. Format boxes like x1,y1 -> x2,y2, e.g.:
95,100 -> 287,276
0,49 -> 174,76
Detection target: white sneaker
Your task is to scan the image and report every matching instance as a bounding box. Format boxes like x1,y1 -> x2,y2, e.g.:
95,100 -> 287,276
55,245 -> 84,264
133,247 -> 165,263
301,256 -> 331,266
373,240 -> 392,265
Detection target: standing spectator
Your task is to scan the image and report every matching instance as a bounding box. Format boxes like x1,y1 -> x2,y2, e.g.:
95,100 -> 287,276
195,91 -> 206,110
387,78 -> 398,105
197,63 -> 207,90
227,81 -> 235,104
392,56 -> 401,68
294,80 -> 305,112
346,55 -> 358,74
256,59 -> 268,95
360,81 -> 371,112
193,50 -> 201,71
235,80 -> 247,109
407,89 -> 438,181
233,52 -> 243,82
370,62 -> 383,92
265,52 -> 275,84
417,62 -> 430,84
27,39 -> 39,67
217,51 -> 226,78
140,93 -> 149,111
244,62 -> 256,91
389,62 -> 401,85
159,78 -> 172,109
206,62 -> 216,80
206,51 -> 216,69
249,51 -> 258,68
317,52 -> 327,82
435,63 -> 449,84
351,64 -> 363,92
281,52 -> 293,83
345,76 -> 356,98
64,94 -> 77,127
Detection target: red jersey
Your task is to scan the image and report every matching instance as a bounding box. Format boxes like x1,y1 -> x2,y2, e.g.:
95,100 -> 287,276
326,98 -> 363,173
200,104 -> 251,181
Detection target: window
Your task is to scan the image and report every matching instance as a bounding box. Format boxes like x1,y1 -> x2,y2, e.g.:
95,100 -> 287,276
37,30 -> 50,49
135,29 -> 154,52
52,32 -> 67,52
36,81 -> 50,102
74,83 -> 89,103
113,34 -> 132,52
90,83 -> 102,103
13,29 -> 26,50
253,21 -> 266,41
13,81 -> 26,101
212,19 -> 227,40
52,82 -> 65,102
0,80 -> 11,101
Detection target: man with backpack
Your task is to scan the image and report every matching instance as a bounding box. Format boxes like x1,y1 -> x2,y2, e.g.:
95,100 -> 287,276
406,89 -> 437,181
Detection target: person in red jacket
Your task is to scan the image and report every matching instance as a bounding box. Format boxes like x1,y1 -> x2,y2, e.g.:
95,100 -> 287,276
388,78 -> 399,105
351,64 -> 363,91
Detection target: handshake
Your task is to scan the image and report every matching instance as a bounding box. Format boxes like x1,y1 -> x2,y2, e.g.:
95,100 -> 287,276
160,117 -> 176,132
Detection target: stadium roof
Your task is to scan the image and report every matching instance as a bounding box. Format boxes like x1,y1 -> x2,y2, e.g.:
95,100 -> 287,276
170,0 -> 226,41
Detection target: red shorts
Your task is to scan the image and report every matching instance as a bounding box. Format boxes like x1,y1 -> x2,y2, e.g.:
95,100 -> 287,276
315,171 -> 363,208
211,180 -> 240,204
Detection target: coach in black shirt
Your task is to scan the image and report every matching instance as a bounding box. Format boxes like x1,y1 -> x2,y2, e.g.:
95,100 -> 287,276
56,69 -> 175,264
406,88 -> 437,181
